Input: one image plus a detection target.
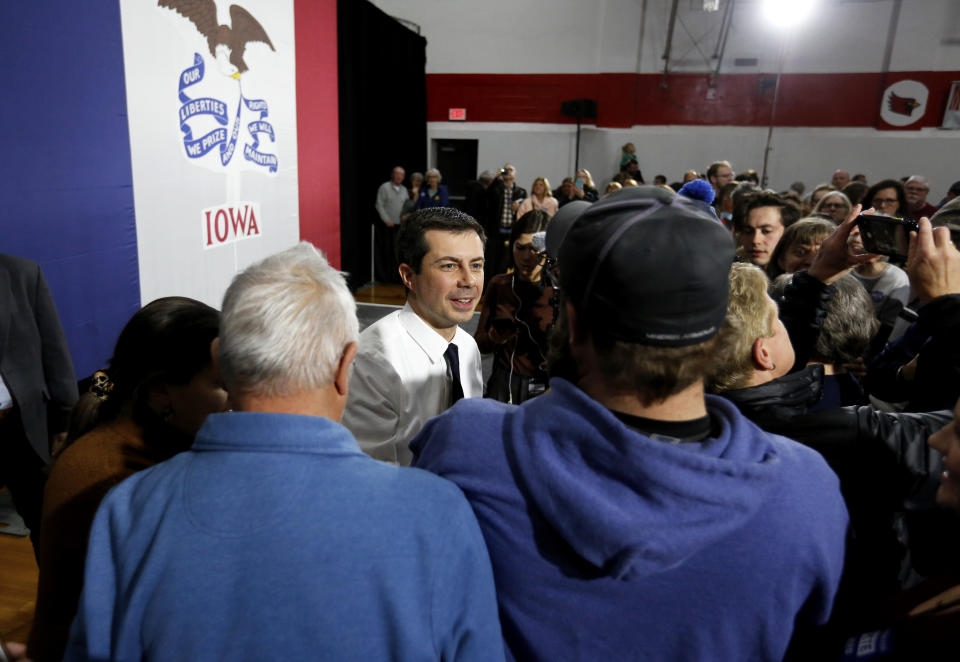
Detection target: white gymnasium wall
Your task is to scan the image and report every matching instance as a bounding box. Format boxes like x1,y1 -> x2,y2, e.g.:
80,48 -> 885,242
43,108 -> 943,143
372,0 -> 960,74
431,122 -> 959,202
385,0 -> 960,201
580,126 -> 960,200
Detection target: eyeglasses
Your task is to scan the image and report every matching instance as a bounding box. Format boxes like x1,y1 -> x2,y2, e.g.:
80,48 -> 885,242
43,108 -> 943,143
905,187 -> 928,193
873,198 -> 898,205
821,202 -> 845,209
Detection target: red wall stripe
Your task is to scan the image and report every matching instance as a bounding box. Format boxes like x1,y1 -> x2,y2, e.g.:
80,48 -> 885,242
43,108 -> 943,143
427,71 -> 960,129
294,0 -> 341,267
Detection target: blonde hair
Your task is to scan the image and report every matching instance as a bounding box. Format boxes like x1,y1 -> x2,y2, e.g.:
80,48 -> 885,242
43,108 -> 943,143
531,177 -> 552,198
709,263 -> 777,393
812,191 -> 852,221
576,169 -> 595,188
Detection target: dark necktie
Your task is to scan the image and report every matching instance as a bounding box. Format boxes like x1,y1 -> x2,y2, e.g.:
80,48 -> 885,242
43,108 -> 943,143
443,343 -> 465,406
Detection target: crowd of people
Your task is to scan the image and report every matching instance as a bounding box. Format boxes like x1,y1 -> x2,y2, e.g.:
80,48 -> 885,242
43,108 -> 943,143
3,156 -> 960,661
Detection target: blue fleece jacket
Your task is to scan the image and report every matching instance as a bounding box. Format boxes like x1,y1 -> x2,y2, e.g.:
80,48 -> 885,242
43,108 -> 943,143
65,413 -> 504,662
412,379 -> 848,662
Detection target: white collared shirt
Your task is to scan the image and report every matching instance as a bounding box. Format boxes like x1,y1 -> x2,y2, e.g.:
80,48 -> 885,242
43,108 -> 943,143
342,303 -> 483,466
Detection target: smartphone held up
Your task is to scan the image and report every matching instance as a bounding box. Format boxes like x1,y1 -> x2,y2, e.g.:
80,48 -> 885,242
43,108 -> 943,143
856,213 -> 960,261
855,214 -> 916,260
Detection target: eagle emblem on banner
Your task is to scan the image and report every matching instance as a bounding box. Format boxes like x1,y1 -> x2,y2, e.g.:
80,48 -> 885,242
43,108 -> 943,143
159,0 -> 279,172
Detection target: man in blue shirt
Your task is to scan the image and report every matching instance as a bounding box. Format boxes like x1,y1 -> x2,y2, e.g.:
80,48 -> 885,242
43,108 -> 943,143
66,242 -> 503,662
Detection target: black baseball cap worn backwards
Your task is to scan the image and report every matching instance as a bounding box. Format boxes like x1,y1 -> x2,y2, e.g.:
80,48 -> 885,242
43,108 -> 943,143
558,186 -> 735,347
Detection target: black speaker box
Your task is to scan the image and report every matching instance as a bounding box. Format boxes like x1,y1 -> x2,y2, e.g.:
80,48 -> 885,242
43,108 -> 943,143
560,98 -> 598,119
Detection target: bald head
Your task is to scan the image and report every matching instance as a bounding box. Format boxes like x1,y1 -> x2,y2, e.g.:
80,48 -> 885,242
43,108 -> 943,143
831,170 -> 850,189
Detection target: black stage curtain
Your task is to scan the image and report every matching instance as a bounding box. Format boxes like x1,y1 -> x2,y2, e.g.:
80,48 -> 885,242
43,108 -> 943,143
338,0 -> 427,290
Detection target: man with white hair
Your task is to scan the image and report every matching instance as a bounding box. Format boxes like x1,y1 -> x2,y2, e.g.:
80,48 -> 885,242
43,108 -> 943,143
904,175 -> 938,219
64,243 -> 503,662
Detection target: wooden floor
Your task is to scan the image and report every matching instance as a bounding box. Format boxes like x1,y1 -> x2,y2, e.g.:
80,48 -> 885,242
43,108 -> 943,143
0,285 -> 415,646
354,282 -> 407,306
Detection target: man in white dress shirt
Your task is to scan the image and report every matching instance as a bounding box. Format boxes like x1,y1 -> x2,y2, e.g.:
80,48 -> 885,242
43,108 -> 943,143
343,207 -> 486,465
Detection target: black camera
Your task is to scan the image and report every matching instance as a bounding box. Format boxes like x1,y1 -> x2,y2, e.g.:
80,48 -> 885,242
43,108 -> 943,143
856,214 -> 916,260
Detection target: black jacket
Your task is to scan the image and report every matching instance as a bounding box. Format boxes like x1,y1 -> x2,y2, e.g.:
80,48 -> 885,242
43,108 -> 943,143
463,180 -> 489,223
865,294 -> 960,412
774,270 -> 835,371
0,254 -> 78,461
721,366 -> 949,628
484,180 -> 527,236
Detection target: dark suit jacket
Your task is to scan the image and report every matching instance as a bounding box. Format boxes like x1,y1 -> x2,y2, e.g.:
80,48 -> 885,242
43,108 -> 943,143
0,254 -> 78,462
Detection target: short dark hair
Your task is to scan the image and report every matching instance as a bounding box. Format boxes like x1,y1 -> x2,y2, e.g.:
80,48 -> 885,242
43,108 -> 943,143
547,302 -> 719,405
780,201 -> 801,228
398,207 -> 486,274
730,182 -> 759,229
841,181 -> 869,206
707,160 -> 731,180
736,191 -> 786,234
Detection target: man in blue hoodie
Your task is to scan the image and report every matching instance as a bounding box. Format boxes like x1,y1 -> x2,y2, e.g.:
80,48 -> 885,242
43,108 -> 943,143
412,186 -> 849,662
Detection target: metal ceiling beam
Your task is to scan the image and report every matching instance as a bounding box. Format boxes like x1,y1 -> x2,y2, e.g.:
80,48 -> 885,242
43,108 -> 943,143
881,0 -> 902,74
711,0 -> 736,85
661,0 -> 681,88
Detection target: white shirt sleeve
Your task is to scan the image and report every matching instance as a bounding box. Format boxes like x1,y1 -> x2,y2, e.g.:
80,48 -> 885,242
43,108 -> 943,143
342,348 -> 406,464
343,308 -> 484,466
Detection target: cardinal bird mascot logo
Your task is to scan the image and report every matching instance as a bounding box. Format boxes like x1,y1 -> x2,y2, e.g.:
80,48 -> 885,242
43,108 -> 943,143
879,79 -> 929,129
159,0 -> 278,172
887,92 -> 921,117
